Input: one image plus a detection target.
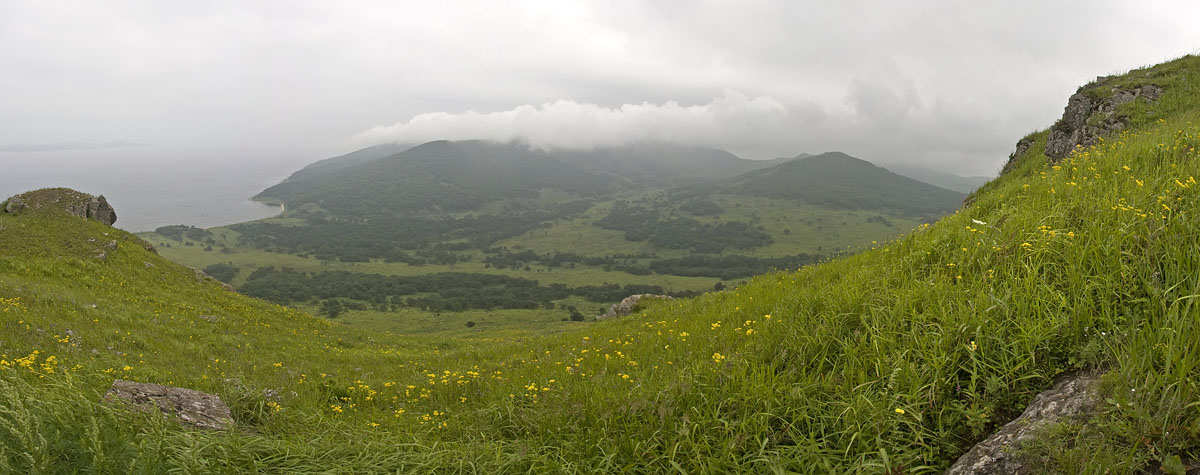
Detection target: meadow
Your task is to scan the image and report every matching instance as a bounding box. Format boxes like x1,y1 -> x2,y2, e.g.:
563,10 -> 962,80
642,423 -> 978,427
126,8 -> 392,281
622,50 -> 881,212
142,193 -> 922,335
1,54 -> 1198,472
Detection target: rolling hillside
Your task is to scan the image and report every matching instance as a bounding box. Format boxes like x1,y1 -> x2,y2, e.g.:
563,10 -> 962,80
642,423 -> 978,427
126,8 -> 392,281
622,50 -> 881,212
701,151 -> 966,214
255,140 -> 612,215
147,149 -> 959,334
255,141 -> 787,216
3,54 -> 1199,472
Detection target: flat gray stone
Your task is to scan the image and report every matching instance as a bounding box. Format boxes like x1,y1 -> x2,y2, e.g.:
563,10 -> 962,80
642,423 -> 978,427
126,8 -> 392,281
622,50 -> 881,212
102,379 -> 233,430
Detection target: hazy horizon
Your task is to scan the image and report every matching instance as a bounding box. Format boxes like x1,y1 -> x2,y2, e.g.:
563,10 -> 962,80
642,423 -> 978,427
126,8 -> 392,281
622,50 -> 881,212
0,141 -> 993,234
0,147 -> 294,232
3,2 -> 1200,178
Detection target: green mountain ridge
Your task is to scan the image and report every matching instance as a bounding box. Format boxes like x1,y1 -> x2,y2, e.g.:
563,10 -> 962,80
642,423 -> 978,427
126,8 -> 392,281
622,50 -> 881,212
256,141 -> 954,219
216,146 -> 954,289
286,142 -> 416,179
699,151 -> 966,215
3,54 -> 1200,472
256,141 -> 790,216
257,140 -> 613,215
880,162 -> 994,193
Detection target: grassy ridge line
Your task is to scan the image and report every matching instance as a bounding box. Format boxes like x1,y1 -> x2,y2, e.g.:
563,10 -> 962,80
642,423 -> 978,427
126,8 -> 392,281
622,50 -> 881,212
1,56 -> 1199,472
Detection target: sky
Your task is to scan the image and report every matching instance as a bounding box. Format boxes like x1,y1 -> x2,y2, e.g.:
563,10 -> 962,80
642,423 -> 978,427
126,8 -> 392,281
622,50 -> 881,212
3,1 -> 1200,176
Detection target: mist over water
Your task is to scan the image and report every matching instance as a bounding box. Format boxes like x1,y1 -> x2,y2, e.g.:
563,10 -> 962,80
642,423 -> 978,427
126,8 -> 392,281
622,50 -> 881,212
0,147 -> 309,232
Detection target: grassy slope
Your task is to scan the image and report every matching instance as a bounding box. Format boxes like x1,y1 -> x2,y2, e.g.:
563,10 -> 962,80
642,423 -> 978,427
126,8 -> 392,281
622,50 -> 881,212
2,55 -> 1199,473
497,194 -> 925,258
152,149 -> 949,337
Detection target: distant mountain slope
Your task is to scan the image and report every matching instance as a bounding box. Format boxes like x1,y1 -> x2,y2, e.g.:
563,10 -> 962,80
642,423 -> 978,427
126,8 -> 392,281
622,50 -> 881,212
882,163 -> 993,193
257,141 -> 786,216
287,142 -> 415,180
554,143 -> 782,185
704,151 -> 966,214
257,140 -> 610,215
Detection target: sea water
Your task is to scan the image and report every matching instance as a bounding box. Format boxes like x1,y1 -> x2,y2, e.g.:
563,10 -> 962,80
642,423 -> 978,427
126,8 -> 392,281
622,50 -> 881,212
0,147 -> 312,232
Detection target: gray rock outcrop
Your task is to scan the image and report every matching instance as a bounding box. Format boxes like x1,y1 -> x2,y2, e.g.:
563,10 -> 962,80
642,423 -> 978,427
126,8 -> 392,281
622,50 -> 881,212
595,294 -> 674,320
2,188 -> 117,225
83,195 -> 118,225
101,379 -> 234,430
1043,79 -> 1164,160
4,196 -> 26,213
945,370 -> 1102,474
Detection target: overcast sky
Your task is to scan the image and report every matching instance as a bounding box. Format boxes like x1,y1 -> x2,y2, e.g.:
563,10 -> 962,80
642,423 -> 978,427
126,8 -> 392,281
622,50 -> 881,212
3,1 -> 1199,176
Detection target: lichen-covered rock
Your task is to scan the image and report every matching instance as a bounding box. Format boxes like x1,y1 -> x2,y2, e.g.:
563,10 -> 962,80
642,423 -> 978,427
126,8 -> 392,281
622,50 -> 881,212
1043,80 -> 1164,160
101,379 -> 233,430
3,196 -> 26,213
945,371 -> 1102,474
595,294 -> 674,320
1001,136 -> 1037,175
2,188 -> 117,225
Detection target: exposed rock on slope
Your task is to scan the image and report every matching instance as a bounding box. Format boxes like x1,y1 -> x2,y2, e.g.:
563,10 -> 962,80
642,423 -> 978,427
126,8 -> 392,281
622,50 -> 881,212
1043,78 -> 1164,160
946,371 -> 1103,474
102,379 -> 234,430
595,294 -> 674,320
2,188 -> 117,225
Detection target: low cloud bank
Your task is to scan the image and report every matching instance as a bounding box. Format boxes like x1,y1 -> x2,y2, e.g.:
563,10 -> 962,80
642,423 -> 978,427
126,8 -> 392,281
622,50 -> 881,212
354,90 -> 812,159
352,80 -> 1018,176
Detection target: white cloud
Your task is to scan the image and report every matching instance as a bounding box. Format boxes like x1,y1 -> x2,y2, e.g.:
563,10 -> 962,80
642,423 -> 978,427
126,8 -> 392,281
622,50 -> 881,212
354,90 -> 811,159
3,1 -> 1200,175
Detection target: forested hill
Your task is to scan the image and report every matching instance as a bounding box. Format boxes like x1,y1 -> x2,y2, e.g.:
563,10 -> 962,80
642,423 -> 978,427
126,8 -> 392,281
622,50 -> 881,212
257,140 -> 615,215
549,143 -> 788,185
283,142 -> 415,181
702,151 -> 966,214
255,141 -> 789,216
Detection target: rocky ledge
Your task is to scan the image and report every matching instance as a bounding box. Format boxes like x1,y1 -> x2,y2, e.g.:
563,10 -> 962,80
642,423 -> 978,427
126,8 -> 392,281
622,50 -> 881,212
1003,76 -> 1164,174
2,187 -> 117,225
1044,79 -> 1163,160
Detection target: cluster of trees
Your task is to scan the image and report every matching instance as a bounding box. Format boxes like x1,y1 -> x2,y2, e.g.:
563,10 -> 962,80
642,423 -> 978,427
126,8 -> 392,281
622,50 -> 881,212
866,215 -> 894,227
317,298 -> 366,318
154,225 -> 210,242
202,263 -> 238,283
647,254 -> 822,279
481,248 -> 657,270
677,198 -> 723,216
594,202 -> 772,253
231,213 -> 551,261
475,247 -> 823,279
231,198 -> 598,262
238,267 -> 696,313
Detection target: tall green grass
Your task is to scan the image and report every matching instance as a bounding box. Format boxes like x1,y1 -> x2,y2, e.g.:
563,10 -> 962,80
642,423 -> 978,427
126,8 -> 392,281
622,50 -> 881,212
1,54 -> 1199,473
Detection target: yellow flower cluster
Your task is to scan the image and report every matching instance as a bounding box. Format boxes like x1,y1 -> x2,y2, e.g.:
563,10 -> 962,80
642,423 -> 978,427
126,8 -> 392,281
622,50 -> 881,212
0,296 -> 24,313
0,350 -> 60,376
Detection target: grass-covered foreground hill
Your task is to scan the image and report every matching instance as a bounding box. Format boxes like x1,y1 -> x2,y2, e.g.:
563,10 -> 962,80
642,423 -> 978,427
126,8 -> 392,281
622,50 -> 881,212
3,54 -> 1200,472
